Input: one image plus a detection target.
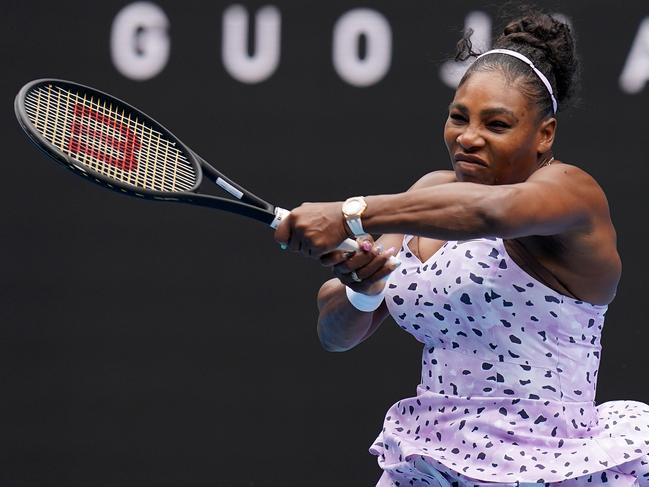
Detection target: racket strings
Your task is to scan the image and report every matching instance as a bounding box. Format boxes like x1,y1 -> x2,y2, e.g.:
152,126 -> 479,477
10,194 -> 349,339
24,85 -> 195,191
24,84 -> 197,192
26,85 -> 195,191
24,89 -> 192,191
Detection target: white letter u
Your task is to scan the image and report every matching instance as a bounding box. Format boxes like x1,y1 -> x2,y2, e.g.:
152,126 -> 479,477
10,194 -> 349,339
222,4 -> 281,84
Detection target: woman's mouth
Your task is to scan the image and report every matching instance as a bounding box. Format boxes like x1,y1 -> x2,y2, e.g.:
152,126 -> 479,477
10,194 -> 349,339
454,153 -> 488,166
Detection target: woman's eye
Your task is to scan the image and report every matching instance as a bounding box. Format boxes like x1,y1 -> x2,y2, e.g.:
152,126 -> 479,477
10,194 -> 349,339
450,113 -> 466,123
489,121 -> 510,130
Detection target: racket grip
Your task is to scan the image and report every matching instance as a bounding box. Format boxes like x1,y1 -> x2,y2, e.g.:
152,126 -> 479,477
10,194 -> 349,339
271,207 -> 401,267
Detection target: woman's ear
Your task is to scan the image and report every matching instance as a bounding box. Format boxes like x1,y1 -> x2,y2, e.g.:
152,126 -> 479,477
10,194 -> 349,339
537,117 -> 557,154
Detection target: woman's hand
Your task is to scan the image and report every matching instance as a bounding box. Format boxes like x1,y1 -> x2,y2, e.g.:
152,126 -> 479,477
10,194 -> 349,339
274,201 -> 350,258
320,236 -> 399,296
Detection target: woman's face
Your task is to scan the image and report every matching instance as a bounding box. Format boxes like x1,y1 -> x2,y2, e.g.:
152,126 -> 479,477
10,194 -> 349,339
443,70 -> 555,185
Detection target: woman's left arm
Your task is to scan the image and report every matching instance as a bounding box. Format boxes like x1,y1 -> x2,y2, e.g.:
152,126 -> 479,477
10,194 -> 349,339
362,164 -> 606,240
274,163 -> 612,257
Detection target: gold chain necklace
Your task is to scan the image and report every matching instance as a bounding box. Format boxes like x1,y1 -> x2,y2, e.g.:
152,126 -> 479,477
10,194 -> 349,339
540,156 -> 555,168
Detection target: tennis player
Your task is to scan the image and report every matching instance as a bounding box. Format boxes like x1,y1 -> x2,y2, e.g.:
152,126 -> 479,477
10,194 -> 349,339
275,9 -> 649,486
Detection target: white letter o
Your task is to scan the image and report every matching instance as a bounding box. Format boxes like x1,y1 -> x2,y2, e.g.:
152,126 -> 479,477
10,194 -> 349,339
332,8 -> 392,87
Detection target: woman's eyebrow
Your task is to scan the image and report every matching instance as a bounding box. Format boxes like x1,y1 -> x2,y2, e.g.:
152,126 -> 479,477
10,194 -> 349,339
448,102 -> 468,114
481,107 -> 519,122
449,103 -> 519,122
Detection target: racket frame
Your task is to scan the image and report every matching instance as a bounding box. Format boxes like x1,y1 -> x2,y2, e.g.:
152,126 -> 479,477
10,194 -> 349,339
15,78 -> 277,225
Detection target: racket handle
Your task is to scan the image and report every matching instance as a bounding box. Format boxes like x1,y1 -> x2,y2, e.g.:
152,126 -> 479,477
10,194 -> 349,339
271,207 -> 401,267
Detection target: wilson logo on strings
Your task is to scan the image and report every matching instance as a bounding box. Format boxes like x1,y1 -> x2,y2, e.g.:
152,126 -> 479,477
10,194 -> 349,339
68,103 -> 141,172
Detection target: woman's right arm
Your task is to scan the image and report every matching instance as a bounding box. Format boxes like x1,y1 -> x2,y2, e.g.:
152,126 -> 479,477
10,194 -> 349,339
315,170 -> 457,352
316,279 -> 391,352
316,233 -> 402,352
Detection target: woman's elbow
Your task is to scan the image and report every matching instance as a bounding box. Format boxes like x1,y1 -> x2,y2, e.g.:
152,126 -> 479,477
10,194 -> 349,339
320,340 -> 351,353
317,322 -> 356,352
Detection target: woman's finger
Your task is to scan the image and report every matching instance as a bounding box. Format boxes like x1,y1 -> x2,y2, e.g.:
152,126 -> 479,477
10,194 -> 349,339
332,236 -> 375,272
333,245 -> 395,287
341,245 -> 397,287
333,250 -> 374,275
287,230 -> 302,253
320,250 -> 354,267
354,246 -> 395,281
362,253 -> 400,284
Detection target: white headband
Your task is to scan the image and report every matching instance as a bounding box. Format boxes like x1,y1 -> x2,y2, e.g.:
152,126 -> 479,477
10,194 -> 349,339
476,48 -> 558,114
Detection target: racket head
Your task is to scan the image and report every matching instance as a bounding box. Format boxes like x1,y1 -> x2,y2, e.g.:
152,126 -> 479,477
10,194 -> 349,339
15,78 -> 202,199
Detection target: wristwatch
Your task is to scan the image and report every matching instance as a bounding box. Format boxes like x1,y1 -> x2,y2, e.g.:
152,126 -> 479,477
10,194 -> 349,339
342,196 -> 368,237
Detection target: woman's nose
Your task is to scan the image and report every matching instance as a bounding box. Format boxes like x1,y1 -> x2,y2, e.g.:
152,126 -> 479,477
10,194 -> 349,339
456,126 -> 485,151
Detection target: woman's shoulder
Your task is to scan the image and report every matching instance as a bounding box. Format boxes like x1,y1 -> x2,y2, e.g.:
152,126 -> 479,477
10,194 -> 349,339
528,161 -> 620,304
530,161 -> 609,209
533,160 -> 598,184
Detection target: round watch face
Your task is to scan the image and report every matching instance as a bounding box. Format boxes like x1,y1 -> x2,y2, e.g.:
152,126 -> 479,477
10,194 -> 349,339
344,197 -> 367,216
345,200 -> 363,214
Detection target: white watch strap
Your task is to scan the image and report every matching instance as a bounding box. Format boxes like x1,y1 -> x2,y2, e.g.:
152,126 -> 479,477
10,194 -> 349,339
347,216 -> 366,237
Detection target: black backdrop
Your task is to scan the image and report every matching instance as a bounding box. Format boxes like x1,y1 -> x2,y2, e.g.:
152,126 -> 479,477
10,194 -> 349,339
2,1 -> 648,486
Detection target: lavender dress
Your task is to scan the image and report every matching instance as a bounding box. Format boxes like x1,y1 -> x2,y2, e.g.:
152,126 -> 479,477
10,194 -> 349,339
370,236 -> 649,486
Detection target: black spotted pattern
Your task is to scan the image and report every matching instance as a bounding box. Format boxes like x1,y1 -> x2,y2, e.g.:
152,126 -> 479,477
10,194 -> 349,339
371,237 -> 649,487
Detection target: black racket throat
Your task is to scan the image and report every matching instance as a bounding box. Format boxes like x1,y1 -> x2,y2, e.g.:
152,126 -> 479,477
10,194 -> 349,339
175,163 -> 277,225
196,155 -> 265,207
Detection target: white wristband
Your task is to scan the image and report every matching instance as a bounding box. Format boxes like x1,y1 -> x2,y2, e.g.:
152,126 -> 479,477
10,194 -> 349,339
345,286 -> 385,312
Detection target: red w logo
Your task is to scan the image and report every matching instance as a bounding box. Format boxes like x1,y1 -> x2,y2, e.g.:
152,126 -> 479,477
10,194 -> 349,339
67,103 -> 140,172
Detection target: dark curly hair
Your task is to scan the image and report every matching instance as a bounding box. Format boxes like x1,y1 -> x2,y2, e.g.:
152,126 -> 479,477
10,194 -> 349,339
455,7 -> 580,118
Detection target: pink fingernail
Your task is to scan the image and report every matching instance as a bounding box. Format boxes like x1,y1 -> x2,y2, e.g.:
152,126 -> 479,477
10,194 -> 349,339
386,246 -> 396,255
361,241 -> 372,252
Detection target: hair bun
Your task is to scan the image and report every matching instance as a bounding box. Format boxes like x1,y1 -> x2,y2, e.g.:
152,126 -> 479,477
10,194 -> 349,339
453,8 -> 580,114
496,10 -> 579,109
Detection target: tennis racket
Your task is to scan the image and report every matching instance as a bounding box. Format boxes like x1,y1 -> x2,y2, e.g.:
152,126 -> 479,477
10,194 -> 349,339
15,78 -> 399,264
